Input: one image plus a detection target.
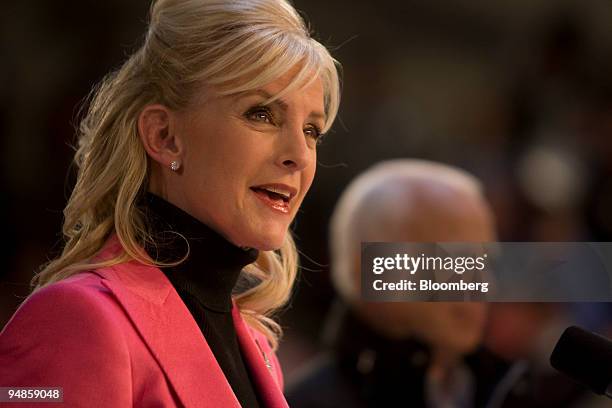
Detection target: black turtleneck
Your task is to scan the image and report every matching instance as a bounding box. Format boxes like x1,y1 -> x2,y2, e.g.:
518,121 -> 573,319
140,192 -> 261,408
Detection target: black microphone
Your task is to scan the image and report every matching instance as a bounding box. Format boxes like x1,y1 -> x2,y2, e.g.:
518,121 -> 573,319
550,325 -> 612,398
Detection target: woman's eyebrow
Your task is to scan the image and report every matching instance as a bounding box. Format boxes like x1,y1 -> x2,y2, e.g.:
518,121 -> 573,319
308,111 -> 326,121
239,89 -> 288,110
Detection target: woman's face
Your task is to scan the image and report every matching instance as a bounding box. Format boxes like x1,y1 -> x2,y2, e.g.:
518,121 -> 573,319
169,69 -> 325,250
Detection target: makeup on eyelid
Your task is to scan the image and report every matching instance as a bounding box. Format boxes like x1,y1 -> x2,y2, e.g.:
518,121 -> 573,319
243,105 -> 324,143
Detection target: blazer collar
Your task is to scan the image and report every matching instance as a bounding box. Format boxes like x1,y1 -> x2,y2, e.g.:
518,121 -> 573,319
90,235 -> 288,408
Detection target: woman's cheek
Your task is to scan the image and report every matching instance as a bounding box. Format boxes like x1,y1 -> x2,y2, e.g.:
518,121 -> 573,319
304,163 -> 317,194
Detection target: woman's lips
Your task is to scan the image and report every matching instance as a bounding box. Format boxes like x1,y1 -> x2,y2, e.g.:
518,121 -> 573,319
251,188 -> 291,214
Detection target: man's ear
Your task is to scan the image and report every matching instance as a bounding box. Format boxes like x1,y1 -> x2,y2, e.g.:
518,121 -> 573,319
137,104 -> 183,169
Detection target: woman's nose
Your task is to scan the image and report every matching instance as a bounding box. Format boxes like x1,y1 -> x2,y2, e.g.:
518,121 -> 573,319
276,125 -> 312,171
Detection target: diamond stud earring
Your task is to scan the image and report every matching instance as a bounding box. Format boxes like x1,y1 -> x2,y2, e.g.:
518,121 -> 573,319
170,161 -> 180,172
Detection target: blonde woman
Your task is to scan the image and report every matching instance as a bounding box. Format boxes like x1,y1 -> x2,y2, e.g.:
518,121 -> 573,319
0,0 -> 340,407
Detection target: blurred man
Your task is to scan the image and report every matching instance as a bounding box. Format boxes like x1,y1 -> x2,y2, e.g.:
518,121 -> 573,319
286,160 -> 532,407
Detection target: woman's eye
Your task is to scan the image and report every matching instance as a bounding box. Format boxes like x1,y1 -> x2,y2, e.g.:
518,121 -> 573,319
304,125 -> 323,142
246,107 -> 274,124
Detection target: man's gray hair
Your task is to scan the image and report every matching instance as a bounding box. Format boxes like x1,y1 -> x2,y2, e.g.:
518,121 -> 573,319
329,159 -> 485,301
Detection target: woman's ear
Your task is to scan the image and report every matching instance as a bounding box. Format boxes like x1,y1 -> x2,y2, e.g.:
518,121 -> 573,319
138,104 -> 184,169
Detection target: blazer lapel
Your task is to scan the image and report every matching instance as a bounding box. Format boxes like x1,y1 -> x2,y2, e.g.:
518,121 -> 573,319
90,236 -> 289,408
91,237 -> 240,408
91,235 -> 240,408
232,306 -> 289,408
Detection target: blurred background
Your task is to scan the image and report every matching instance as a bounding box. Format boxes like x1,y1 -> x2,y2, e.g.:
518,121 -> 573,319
2,0 -> 612,385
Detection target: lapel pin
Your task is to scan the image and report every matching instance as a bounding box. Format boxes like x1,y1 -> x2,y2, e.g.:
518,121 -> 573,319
255,339 -> 273,371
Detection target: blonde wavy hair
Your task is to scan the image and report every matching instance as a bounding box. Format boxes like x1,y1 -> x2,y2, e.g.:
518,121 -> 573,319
32,0 -> 341,350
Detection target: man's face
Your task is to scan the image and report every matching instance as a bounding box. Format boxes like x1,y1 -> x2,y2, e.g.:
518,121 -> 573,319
358,191 -> 495,355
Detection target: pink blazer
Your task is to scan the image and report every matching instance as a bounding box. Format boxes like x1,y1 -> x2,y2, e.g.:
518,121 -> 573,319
0,236 -> 288,407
